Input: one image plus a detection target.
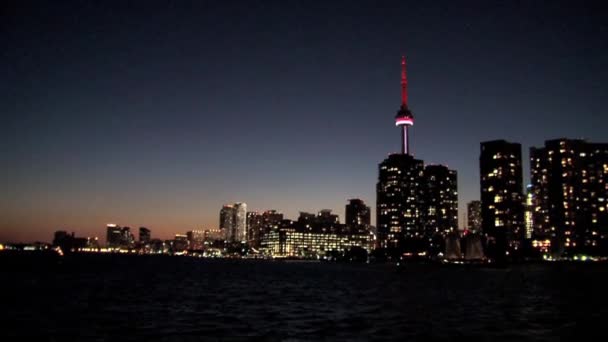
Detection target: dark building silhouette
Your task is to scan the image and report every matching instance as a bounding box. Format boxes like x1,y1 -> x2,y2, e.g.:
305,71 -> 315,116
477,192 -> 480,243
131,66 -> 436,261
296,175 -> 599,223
377,153 -> 425,249
53,230 -> 98,252
247,212 -> 264,248
106,224 -> 134,249
467,200 -> 482,233
345,199 -> 371,233
317,209 -> 340,233
53,230 -> 71,247
530,139 -> 608,254
480,140 -> 525,260
220,204 -> 235,241
139,227 -> 151,244
106,224 -> 122,248
173,234 -> 189,253
296,210 -> 342,233
297,212 -> 317,232
262,210 -> 283,233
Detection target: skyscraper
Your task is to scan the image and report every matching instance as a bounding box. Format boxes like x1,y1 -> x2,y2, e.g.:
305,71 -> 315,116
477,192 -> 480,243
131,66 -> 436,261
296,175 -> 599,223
345,199 -> 371,233
530,139 -> 608,254
480,140 -> 525,259
423,165 -> 458,236
234,203 -> 247,242
219,203 -> 247,243
377,153 -> 426,249
467,200 -> 482,233
220,204 -> 235,241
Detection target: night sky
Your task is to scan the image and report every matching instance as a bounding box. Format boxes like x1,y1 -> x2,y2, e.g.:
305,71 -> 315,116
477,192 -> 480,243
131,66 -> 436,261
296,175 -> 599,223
2,0 -> 607,243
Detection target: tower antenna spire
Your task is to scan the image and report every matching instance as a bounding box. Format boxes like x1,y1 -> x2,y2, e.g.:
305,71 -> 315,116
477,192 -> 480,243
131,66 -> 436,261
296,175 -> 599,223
401,55 -> 408,107
395,55 -> 414,155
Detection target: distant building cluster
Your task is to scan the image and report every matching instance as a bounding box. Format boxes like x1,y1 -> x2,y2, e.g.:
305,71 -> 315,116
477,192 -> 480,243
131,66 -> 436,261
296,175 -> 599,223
43,199 -> 375,260
475,138 -> 608,261
259,206 -> 374,258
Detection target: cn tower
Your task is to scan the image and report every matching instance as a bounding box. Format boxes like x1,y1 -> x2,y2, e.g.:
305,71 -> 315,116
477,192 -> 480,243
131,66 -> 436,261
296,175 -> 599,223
395,56 -> 414,155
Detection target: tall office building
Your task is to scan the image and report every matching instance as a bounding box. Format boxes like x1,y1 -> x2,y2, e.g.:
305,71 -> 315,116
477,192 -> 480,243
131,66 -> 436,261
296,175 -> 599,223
480,140 -> 525,258
345,199 -> 371,233
423,165 -> 458,236
530,139 -> 608,253
139,227 -> 151,244
467,200 -> 482,233
219,202 -> 248,243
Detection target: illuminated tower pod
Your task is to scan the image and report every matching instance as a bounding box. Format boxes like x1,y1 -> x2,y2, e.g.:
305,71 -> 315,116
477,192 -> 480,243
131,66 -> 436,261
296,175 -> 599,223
395,56 -> 414,155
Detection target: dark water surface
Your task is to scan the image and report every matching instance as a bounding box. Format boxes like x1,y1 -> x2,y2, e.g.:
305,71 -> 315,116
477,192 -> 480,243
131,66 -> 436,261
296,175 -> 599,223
1,254 -> 606,341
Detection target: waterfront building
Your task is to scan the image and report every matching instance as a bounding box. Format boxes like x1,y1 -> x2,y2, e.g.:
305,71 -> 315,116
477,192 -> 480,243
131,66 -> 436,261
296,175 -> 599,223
345,199 -> 371,234
530,139 -> 608,254
479,140 -> 525,259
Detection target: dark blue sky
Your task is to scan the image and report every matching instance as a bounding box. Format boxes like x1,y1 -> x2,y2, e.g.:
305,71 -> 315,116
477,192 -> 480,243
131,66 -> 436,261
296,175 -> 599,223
2,0 -> 607,242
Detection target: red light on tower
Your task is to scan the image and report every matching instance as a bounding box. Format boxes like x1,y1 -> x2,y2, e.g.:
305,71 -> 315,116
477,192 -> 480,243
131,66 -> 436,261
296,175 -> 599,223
401,56 -> 408,107
395,55 -> 414,155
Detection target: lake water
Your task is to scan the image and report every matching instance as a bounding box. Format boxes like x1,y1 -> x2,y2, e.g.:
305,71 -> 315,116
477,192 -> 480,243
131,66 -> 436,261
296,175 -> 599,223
1,254 -> 606,340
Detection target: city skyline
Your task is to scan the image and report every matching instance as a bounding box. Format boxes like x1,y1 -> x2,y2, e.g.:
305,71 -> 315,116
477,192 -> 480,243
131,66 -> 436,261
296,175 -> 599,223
3,1 -> 608,243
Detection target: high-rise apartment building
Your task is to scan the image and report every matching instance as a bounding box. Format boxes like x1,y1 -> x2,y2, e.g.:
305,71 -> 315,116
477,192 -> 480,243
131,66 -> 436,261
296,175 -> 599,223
530,139 -> 608,253
480,140 -> 525,259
